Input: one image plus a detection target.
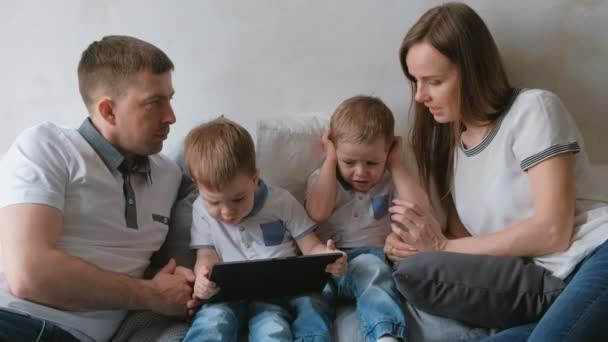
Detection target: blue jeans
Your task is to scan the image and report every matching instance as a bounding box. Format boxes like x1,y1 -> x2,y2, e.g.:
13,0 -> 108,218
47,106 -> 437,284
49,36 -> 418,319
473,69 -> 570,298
324,246 -> 406,342
0,309 -> 80,342
482,240 -> 608,342
183,293 -> 332,342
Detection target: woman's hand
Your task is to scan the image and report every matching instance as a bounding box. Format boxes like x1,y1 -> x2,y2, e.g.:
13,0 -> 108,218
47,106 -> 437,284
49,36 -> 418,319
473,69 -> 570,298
389,199 -> 447,252
384,232 -> 419,262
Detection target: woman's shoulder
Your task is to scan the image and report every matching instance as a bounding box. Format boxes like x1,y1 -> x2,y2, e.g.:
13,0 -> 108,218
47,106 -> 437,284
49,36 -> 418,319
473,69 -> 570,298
511,88 -> 563,110
503,88 -> 573,127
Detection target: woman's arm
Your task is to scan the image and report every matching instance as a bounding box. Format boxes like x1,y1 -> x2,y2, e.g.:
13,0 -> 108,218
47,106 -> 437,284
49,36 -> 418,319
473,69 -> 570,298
390,153 -> 575,257
444,197 -> 472,239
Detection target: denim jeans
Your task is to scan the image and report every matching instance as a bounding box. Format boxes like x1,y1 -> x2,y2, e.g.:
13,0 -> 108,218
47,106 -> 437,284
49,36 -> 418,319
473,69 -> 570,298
183,293 -> 332,342
324,246 -> 406,342
0,309 -> 80,342
482,239 -> 608,342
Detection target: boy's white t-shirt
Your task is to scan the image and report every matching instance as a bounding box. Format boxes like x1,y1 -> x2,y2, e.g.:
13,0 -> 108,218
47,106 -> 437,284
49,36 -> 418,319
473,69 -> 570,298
306,170 -> 394,249
191,180 -> 316,261
453,88 -> 608,279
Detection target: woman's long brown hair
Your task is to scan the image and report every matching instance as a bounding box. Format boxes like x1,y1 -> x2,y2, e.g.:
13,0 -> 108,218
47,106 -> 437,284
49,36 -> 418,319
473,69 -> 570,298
399,2 -> 514,205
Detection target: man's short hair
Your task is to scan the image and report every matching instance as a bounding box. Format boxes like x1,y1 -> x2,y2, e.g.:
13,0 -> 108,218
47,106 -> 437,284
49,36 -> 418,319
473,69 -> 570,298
329,95 -> 395,148
184,117 -> 257,191
77,35 -> 174,112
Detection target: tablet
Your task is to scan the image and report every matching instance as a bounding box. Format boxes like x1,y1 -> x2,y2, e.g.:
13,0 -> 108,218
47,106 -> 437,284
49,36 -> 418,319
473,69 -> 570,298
206,252 -> 342,303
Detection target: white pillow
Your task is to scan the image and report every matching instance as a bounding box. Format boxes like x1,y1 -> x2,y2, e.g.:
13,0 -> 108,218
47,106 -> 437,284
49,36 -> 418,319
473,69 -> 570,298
256,113 -> 330,203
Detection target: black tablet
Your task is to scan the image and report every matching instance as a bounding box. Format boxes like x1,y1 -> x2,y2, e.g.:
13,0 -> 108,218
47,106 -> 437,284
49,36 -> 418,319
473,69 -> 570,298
206,252 -> 342,303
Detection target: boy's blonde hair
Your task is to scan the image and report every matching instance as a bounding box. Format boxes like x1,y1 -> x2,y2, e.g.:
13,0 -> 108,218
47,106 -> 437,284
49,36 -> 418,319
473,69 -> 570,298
184,117 -> 256,191
329,95 -> 395,149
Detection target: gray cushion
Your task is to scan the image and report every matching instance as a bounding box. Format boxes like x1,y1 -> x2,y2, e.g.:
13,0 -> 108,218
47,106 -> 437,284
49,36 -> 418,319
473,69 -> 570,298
393,252 -> 566,329
150,145 -> 198,270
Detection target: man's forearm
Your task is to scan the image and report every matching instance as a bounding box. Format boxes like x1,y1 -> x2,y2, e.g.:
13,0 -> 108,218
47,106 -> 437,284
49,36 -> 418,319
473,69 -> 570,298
12,249 -> 154,312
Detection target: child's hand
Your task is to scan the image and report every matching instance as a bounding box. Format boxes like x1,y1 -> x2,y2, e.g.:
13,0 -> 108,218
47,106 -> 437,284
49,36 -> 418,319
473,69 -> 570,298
386,136 -> 403,170
193,266 -> 219,300
321,132 -> 337,161
324,239 -> 348,276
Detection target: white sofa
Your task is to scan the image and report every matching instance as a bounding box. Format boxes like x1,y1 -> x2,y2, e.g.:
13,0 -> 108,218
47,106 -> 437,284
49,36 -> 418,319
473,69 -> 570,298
110,114 -> 497,342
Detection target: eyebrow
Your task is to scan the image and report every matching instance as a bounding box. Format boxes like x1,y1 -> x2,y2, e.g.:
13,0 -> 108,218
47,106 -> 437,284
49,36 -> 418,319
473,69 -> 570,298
416,74 -> 444,80
143,91 -> 175,102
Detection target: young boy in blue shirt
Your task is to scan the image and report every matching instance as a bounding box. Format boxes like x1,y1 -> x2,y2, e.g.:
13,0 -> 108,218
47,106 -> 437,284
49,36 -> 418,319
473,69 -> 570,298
306,96 -> 429,342
183,117 -> 347,342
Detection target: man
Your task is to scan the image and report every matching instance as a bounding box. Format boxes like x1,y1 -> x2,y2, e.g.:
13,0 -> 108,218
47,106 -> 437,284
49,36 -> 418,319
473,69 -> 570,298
0,35 -> 194,341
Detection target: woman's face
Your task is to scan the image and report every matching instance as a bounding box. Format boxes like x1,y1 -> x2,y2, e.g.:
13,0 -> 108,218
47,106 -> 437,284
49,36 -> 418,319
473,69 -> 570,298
406,42 -> 461,123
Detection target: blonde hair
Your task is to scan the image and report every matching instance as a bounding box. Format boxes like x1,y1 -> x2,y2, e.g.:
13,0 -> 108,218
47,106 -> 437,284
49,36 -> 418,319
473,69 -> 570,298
184,117 -> 256,191
399,2 -> 513,201
329,95 -> 395,149
77,35 -> 174,112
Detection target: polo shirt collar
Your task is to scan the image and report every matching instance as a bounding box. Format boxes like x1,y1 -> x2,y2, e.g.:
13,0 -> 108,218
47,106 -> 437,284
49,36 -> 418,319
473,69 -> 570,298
245,179 -> 269,219
78,118 -> 151,175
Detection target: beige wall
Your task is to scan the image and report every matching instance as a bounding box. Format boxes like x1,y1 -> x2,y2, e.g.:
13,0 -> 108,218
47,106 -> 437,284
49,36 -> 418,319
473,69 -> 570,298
1,0 -> 606,163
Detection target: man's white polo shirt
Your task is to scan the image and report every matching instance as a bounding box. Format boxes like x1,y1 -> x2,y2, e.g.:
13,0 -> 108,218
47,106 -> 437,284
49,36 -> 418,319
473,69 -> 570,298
0,119 -> 181,341
306,169 -> 394,249
191,180 -> 316,261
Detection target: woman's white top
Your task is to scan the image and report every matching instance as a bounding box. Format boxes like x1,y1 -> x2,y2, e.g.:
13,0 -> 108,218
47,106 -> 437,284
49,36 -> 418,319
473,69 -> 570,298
453,88 -> 608,279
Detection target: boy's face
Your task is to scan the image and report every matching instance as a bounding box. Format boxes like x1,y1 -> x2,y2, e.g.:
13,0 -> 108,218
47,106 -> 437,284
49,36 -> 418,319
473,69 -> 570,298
198,171 -> 259,225
335,137 -> 388,193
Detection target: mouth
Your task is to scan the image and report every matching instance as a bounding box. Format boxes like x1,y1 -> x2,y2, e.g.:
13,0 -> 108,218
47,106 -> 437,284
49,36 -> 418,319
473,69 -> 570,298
352,180 -> 370,187
427,106 -> 441,115
222,217 -> 237,224
155,132 -> 169,140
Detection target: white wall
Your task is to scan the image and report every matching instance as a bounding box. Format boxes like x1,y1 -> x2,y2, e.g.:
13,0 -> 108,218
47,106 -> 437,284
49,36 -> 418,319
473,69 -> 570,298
1,0 -> 607,163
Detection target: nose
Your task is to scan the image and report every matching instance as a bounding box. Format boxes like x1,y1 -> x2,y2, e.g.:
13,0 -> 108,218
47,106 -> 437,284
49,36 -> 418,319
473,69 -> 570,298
164,105 -> 176,125
354,165 -> 367,177
414,83 -> 427,103
221,206 -> 236,218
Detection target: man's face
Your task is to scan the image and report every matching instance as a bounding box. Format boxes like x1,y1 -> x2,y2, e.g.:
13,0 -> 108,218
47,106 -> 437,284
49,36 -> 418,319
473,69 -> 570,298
198,172 -> 259,225
111,71 -> 175,157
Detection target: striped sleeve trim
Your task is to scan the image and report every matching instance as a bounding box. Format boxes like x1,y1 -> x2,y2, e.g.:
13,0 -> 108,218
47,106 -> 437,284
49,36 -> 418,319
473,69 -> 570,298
520,142 -> 580,171
190,244 -> 216,250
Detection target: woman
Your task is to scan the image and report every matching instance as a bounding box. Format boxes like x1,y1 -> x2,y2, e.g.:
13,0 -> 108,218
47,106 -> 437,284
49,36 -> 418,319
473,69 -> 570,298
385,2 -> 608,341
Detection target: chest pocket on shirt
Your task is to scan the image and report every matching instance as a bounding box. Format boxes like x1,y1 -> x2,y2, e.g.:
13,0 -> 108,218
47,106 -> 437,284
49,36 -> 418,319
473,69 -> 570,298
260,220 -> 286,246
371,194 -> 390,220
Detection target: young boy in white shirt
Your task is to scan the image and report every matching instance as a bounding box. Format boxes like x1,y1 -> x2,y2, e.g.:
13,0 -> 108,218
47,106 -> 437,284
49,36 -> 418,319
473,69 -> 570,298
183,117 -> 347,342
306,95 -> 429,342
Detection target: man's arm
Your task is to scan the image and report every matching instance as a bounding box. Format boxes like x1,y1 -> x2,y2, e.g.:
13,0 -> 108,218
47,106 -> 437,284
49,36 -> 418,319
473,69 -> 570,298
0,203 -> 192,316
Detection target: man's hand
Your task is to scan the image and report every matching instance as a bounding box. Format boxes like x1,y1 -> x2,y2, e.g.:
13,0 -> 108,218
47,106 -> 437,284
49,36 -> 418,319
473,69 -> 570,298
146,259 -> 194,317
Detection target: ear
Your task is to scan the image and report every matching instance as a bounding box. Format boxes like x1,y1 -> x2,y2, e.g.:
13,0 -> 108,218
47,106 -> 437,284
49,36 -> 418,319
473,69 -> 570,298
252,168 -> 260,184
97,97 -> 117,125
